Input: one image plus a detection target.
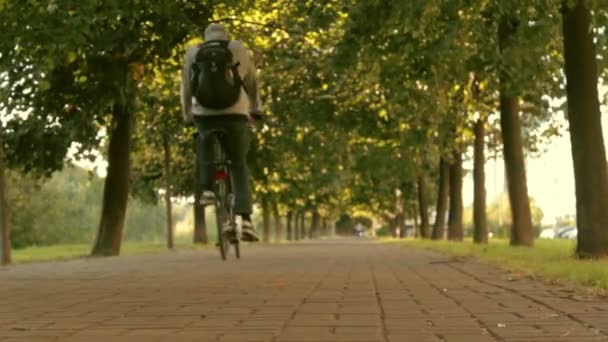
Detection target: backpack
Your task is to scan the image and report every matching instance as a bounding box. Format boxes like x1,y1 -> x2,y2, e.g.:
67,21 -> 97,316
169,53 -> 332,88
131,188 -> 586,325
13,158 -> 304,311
190,40 -> 243,109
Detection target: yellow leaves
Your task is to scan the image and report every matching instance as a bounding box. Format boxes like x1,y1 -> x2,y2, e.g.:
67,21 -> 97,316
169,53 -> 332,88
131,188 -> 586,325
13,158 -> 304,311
296,131 -> 304,142
269,181 -> 287,193
378,109 -> 388,119
304,31 -> 322,49
271,29 -> 290,41
478,80 -> 488,91
185,37 -> 202,46
151,66 -> 168,86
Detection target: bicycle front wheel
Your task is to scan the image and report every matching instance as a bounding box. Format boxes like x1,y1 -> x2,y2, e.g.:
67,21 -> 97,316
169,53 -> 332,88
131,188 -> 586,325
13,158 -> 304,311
215,205 -> 230,260
234,240 -> 240,259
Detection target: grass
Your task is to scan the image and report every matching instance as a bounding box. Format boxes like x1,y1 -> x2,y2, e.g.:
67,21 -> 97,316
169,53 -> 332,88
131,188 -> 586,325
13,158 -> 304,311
394,238 -> 608,293
11,241 -> 210,264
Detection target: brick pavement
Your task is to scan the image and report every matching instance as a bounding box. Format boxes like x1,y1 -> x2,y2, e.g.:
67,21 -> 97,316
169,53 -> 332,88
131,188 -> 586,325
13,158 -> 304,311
0,238 -> 606,341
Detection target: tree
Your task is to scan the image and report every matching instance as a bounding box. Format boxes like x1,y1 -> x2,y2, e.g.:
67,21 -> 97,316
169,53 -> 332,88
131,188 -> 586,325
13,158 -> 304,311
0,130 -> 11,265
262,196 -> 271,242
481,193 -> 544,238
497,15 -> 534,247
432,157 -> 450,240
473,118 -> 488,243
272,202 -> 284,241
0,0 -> 214,256
562,0 -> 608,258
447,152 -> 464,241
286,210 -> 294,241
417,175 -> 431,238
162,135 -> 174,249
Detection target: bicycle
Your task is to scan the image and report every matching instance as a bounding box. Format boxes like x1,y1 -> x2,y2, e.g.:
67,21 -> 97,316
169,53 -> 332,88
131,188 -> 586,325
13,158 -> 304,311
205,129 -> 241,260
193,113 -> 265,260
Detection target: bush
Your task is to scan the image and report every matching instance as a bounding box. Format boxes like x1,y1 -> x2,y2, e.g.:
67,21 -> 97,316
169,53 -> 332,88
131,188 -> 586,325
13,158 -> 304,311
9,166 -> 169,248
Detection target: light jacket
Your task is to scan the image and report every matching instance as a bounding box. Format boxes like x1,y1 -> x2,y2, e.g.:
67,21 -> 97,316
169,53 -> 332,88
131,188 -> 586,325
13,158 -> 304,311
181,28 -> 263,122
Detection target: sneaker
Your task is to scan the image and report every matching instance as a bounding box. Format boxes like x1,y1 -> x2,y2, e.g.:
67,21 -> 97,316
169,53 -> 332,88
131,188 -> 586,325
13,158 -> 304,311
199,190 -> 215,206
241,220 -> 260,242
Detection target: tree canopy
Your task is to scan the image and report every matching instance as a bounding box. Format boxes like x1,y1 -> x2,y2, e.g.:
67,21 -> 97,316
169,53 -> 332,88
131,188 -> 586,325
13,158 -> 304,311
1,0 -> 608,258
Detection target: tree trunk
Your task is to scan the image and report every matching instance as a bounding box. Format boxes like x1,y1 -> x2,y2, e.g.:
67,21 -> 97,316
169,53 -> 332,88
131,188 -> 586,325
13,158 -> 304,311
92,101 -> 134,256
417,175 -> 430,238
412,202 -> 419,238
0,134 -> 11,265
193,133 -> 208,244
562,0 -> 608,258
273,202 -> 284,241
473,119 -> 489,244
294,211 -> 301,240
448,152 -> 464,241
310,210 -> 320,239
163,135 -> 174,249
498,17 -> 534,247
432,157 -> 450,240
286,211 -> 293,241
262,196 -> 271,243
397,212 -> 405,238
301,211 -> 307,239
193,202 -> 208,244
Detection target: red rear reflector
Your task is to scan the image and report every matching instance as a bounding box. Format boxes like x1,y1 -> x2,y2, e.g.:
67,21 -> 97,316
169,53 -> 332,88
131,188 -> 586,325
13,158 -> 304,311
215,170 -> 228,180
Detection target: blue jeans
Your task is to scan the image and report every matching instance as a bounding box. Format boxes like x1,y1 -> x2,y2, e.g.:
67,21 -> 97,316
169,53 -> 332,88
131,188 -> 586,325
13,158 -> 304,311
194,115 -> 252,215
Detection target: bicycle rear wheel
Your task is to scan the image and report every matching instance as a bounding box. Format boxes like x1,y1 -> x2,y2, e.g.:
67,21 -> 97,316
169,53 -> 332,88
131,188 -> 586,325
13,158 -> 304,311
215,205 -> 230,260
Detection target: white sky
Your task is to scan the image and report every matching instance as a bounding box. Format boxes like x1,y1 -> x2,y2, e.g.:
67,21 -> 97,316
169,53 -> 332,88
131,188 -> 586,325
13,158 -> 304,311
463,85 -> 608,225
463,130 -> 576,226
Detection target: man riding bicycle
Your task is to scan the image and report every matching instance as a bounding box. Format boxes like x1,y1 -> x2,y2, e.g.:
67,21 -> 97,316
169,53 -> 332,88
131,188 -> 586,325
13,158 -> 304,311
181,23 -> 262,242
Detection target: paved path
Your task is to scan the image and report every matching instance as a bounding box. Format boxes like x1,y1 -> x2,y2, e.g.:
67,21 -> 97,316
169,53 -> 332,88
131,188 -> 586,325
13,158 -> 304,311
0,239 -> 607,342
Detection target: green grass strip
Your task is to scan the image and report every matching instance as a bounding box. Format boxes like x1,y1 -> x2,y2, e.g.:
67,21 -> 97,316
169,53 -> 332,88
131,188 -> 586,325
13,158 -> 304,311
393,238 -> 608,292
11,242 -> 209,263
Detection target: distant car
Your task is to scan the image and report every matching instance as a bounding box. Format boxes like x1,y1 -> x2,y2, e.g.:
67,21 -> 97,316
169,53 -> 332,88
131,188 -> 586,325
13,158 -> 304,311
560,227 -> 577,239
556,226 -> 577,239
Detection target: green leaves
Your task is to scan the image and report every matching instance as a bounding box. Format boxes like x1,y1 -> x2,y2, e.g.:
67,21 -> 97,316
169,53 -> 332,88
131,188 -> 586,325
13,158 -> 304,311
0,0 -> 215,176
1,0 -> 599,227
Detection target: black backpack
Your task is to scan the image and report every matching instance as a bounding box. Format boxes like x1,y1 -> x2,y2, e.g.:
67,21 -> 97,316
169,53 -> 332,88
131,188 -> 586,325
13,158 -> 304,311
190,40 -> 243,109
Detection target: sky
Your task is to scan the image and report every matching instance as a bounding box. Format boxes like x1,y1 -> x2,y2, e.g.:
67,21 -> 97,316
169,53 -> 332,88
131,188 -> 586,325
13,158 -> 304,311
462,128 -> 576,226
463,85 -> 608,226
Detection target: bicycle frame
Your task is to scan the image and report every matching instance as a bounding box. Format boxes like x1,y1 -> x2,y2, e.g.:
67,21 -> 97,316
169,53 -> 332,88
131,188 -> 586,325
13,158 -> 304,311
210,133 -> 241,259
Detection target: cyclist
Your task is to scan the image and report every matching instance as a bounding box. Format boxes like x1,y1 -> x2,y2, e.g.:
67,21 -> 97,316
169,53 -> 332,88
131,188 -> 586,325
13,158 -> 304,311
181,23 -> 263,242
